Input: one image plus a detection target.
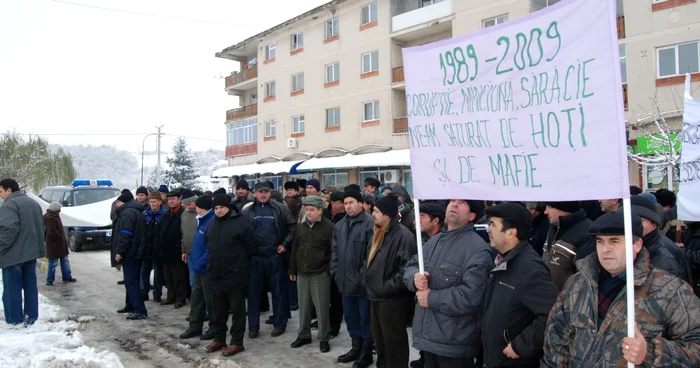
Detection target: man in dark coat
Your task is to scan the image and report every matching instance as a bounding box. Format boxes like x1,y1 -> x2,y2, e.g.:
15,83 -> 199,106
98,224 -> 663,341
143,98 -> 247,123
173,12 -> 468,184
202,194 -> 257,357
525,202 -> 549,256
158,190 -> 188,308
231,179 -> 254,211
542,201 -> 594,290
362,194 -> 417,368
332,191 -> 375,368
682,221 -> 700,296
392,184 -> 415,233
113,193 -> 148,320
322,190 -> 345,338
404,199 -> 493,368
481,204 -> 558,367
44,202 -> 76,285
142,191 -> 165,302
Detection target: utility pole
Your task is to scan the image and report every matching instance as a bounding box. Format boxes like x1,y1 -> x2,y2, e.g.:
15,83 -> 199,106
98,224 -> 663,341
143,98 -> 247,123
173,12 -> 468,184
155,125 -> 164,168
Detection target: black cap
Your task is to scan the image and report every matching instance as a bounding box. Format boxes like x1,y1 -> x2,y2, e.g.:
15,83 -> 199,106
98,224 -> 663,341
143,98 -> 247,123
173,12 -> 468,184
345,184 -> 362,193
628,195 -> 661,227
364,177 -> 381,188
485,203 -> 533,229
136,186 -> 148,196
419,202 -> 445,223
212,194 -> 230,208
330,191 -> 345,202
195,195 -> 213,211
117,192 -> 133,203
343,190 -> 364,203
255,181 -> 272,191
213,188 -> 226,195
546,201 -> 580,213
375,193 -> 399,218
589,212 -> 643,238
166,189 -> 181,197
236,179 -> 250,191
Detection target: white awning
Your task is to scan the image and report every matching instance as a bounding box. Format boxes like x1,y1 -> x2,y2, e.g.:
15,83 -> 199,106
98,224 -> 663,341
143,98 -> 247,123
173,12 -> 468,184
212,160 -> 302,178
296,149 -> 410,171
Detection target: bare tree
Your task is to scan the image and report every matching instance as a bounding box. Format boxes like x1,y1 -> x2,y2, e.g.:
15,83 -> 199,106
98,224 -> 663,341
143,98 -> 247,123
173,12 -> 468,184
627,96 -> 681,170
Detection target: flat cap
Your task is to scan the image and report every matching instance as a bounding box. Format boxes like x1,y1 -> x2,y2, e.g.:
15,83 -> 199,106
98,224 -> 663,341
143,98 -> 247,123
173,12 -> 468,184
485,203 -> 533,229
589,212 -> 643,238
303,195 -> 324,208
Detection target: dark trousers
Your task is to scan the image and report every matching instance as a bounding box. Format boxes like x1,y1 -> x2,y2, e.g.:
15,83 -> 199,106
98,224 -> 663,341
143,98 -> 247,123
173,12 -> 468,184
247,254 -> 288,331
330,278 -> 343,331
140,258 -> 164,298
163,261 -> 189,303
123,258 -> 147,315
211,292 -> 246,346
424,352 -> 476,368
371,299 -> 409,368
342,295 -> 372,341
189,274 -> 213,331
2,260 -> 38,325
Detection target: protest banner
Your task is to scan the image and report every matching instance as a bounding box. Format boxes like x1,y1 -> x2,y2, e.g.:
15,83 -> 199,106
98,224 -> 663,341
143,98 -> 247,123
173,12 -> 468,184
403,0 -> 628,201
678,74 -> 700,221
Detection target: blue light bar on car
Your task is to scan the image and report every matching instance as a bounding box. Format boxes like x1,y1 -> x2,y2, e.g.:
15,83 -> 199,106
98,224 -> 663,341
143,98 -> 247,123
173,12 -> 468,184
71,179 -> 113,187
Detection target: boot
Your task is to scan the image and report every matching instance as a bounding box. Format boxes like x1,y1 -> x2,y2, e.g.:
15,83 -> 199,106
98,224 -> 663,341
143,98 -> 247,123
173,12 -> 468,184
351,341 -> 374,368
337,338 -> 362,363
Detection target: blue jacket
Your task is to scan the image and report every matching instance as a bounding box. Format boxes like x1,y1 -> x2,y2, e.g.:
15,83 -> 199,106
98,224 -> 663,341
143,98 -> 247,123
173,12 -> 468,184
190,210 -> 214,276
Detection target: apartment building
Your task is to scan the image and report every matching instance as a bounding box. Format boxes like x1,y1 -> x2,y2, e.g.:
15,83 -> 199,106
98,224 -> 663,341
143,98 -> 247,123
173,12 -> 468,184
214,0 -> 700,193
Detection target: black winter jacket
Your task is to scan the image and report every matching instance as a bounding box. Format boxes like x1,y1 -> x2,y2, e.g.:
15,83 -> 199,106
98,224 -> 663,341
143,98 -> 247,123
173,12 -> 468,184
643,230 -> 688,283
361,217 -> 417,302
331,211 -> 374,296
111,200 -> 146,263
542,209 -> 594,290
482,241 -> 558,367
156,206 -> 184,263
529,214 -> 550,256
683,223 -> 700,297
206,206 -> 257,295
290,216 -> 334,276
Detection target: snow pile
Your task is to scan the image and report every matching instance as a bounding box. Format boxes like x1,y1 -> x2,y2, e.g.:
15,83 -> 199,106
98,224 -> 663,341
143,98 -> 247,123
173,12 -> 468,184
0,277 -> 124,368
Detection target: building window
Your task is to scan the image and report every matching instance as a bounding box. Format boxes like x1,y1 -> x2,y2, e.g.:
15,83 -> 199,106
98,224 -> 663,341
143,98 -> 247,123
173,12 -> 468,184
264,120 -> 276,137
290,32 -> 303,51
322,171 -> 349,188
657,41 -> 699,78
359,169 -> 383,185
293,115 -> 305,134
403,170 -> 413,195
265,81 -> 276,98
261,175 -> 283,191
361,2 -> 377,25
265,43 -> 276,60
363,100 -> 380,121
325,16 -> 339,39
531,0 -> 561,12
251,93 -> 258,105
422,0 -> 446,6
326,107 -> 341,128
620,44 -> 627,84
226,118 -> 258,146
326,62 -> 340,83
483,14 -> 508,28
362,51 -> 379,74
292,73 -> 304,92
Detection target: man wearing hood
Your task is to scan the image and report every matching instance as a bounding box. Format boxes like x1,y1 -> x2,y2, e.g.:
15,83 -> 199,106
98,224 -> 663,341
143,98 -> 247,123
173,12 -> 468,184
392,184 -> 415,233
113,192 -> 148,320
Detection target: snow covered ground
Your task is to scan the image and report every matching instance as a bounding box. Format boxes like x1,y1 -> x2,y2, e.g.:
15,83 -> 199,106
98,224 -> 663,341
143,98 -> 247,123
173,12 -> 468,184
0,273 -> 124,368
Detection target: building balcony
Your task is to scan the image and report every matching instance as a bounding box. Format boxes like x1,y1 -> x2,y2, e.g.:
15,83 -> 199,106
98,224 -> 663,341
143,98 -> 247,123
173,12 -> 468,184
391,0 -> 453,42
392,66 -> 405,83
225,143 -> 257,158
617,15 -> 625,39
393,117 -> 408,135
226,104 -> 258,121
224,64 -> 258,96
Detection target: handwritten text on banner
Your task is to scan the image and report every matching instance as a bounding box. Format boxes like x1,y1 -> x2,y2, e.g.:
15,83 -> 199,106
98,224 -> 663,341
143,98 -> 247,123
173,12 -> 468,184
403,0 -> 629,201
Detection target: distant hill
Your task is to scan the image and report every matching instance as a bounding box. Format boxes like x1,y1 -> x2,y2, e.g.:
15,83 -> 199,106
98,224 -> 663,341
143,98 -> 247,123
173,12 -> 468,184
55,144 -> 224,190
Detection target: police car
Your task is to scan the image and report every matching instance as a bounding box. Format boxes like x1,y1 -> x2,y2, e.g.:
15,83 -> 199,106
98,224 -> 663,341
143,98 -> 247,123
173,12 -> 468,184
40,179 -> 120,252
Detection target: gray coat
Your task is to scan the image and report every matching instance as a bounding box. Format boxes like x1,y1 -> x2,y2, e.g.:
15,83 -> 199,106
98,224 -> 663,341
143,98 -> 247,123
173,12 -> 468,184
331,210 -> 374,296
0,191 -> 46,268
403,223 -> 494,359
180,209 -> 197,254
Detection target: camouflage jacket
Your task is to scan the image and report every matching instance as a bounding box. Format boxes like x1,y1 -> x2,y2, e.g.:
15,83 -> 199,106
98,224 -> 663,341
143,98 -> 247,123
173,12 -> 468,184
541,248 -> 700,367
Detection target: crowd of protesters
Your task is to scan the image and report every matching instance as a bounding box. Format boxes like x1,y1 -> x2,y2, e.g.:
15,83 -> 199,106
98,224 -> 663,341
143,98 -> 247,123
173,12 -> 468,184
1,175 -> 700,367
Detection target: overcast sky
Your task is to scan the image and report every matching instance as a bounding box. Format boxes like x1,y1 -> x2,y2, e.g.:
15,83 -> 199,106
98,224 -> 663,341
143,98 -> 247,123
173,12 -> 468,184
0,0 -> 329,154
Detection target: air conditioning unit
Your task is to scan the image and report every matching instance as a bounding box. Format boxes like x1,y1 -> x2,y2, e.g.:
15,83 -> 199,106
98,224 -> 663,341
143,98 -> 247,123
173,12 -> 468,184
287,138 -> 298,149
382,169 -> 400,184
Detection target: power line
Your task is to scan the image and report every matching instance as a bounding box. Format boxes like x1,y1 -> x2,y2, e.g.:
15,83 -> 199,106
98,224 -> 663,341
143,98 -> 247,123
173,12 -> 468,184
52,0 -> 255,27
1,132 -> 226,143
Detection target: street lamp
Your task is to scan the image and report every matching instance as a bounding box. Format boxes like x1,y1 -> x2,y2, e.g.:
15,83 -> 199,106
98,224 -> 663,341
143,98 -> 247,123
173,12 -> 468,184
141,133 -> 158,186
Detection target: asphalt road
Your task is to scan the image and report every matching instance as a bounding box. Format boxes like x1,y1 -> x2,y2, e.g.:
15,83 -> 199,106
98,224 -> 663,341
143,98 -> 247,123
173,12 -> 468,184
38,249 -> 418,368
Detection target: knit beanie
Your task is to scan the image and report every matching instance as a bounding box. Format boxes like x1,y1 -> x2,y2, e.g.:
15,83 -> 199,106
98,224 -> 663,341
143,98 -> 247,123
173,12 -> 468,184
213,188 -> 227,195
117,192 -> 133,203
628,195 -> 661,227
212,194 -> 230,208
136,186 -> 148,196
375,193 -> 399,218
343,190 -> 364,203
48,201 -> 62,212
158,185 -> 169,193
236,179 -> 250,191
195,195 -> 213,211
546,201 -> 580,213
306,178 -> 321,192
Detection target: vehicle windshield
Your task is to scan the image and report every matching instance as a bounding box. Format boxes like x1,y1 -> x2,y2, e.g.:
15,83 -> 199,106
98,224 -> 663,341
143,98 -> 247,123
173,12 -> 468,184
73,189 -> 121,206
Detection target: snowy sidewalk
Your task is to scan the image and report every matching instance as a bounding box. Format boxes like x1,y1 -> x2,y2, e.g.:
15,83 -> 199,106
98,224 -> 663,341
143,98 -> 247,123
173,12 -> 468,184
0,274 -> 124,368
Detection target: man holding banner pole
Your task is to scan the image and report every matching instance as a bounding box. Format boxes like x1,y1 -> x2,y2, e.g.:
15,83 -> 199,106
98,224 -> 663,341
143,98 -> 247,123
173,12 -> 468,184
404,199 -> 493,368
541,212 -> 700,366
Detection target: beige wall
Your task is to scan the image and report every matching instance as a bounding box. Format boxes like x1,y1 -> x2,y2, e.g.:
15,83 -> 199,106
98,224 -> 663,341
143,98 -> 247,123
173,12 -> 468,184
452,0 -> 528,35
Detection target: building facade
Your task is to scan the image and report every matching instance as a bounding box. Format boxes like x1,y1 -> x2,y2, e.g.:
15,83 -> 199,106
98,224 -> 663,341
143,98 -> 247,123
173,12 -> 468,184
214,0 -> 700,193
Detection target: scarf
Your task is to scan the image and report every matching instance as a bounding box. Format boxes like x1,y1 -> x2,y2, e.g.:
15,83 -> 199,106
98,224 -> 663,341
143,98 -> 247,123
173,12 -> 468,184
597,270 -> 626,327
368,221 -> 390,265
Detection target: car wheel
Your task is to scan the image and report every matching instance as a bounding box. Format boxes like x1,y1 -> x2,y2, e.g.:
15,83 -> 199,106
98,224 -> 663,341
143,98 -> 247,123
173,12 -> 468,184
68,230 -> 82,252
